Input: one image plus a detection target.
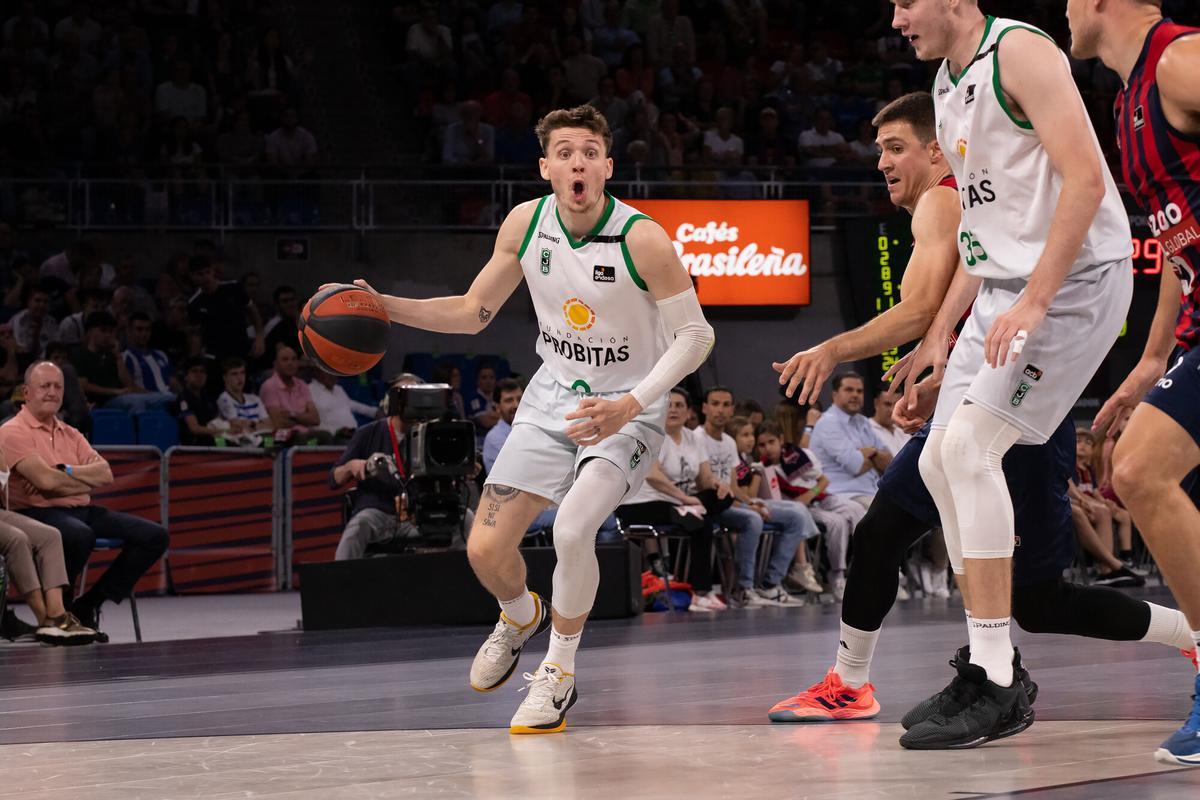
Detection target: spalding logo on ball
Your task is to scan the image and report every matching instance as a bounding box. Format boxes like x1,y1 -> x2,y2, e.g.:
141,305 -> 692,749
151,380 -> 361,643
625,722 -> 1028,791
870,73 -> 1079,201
298,284 -> 390,376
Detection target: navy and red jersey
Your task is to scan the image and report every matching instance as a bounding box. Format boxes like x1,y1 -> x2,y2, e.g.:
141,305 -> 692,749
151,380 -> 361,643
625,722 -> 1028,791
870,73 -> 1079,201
1115,19 -> 1200,350
938,174 -> 957,192
927,173 -> 971,348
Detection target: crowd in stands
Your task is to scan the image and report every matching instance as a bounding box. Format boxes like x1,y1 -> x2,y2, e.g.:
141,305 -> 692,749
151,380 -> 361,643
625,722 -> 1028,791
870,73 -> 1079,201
398,0 -> 1200,180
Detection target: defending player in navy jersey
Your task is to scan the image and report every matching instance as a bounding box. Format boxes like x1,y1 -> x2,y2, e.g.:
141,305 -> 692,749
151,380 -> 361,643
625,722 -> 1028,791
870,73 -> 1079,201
768,91 -> 1193,736
345,106 -> 713,734
1068,0 -> 1200,767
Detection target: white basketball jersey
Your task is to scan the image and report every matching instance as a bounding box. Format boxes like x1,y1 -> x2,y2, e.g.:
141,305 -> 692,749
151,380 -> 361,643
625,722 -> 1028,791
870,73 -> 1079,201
933,17 -> 1132,280
517,193 -> 668,394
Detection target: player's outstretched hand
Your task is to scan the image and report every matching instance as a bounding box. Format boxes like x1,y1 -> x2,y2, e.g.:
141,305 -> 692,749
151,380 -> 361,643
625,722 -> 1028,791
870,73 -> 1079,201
1093,359 -> 1164,438
318,279 -> 381,294
889,337 -> 948,417
565,395 -> 641,446
984,296 -> 1047,368
773,343 -> 837,406
893,377 -> 939,433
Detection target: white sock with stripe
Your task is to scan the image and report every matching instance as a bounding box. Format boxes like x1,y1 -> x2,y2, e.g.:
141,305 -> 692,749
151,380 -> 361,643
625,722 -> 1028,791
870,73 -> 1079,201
544,628 -> 582,674
833,621 -> 879,689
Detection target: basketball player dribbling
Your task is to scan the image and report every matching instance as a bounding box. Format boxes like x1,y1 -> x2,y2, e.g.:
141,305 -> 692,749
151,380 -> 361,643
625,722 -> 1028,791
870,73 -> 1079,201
1068,0 -> 1200,766
767,91 -> 1193,739
347,106 -> 713,734
885,0 -> 1134,749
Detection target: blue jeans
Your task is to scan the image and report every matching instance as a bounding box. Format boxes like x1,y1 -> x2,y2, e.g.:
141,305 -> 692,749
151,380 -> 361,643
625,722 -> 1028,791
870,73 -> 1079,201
526,509 -> 621,544
104,391 -> 175,414
721,501 -> 814,588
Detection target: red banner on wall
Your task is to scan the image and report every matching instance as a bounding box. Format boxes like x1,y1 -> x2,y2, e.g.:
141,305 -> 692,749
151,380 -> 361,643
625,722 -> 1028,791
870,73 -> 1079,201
632,200 -> 811,306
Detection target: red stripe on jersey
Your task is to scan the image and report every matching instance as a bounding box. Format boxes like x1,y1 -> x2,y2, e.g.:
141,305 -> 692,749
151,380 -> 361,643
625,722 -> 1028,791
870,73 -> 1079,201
1116,19 -> 1200,349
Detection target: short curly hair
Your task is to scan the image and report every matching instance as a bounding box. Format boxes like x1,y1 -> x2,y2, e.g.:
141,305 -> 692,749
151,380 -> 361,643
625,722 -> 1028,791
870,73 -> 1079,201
535,106 -> 613,156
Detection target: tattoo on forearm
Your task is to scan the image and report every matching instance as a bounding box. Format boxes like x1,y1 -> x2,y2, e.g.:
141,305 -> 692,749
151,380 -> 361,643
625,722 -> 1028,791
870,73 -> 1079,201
479,306 -> 492,324
480,484 -> 520,528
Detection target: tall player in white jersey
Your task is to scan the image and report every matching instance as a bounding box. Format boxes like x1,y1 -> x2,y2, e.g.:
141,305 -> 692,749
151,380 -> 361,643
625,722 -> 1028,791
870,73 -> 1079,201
887,0 -> 1134,749
349,106 -> 713,734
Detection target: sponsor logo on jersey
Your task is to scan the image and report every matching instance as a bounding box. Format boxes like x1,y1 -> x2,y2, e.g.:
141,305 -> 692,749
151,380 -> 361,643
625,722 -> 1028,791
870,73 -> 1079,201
538,231 -> 561,244
593,265 -> 616,283
956,138 -> 967,158
630,439 -> 647,470
1010,380 -> 1032,407
965,84 -> 976,105
541,328 -> 631,367
960,175 -> 996,210
1133,104 -> 1145,132
540,248 -> 552,275
1023,364 -> 1043,382
938,86 -> 950,97
562,297 -> 596,331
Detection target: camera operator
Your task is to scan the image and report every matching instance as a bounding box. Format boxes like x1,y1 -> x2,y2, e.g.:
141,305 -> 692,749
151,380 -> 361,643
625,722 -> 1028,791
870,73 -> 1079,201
330,374 -> 422,560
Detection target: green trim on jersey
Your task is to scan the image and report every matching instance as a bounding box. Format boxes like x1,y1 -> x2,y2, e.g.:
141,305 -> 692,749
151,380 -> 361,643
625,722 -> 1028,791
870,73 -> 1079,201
991,25 -> 1054,131
517,196 -> 548,260
555,192 -> 616,249
620,214 -> 652,291
949,15 -> 995,86
570,379 -> 592,394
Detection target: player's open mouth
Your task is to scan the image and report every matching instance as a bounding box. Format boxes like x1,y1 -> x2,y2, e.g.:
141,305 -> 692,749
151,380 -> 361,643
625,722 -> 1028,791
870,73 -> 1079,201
886,176 -> 901,189
572,180 -> 585,200
906,35 -> 919,45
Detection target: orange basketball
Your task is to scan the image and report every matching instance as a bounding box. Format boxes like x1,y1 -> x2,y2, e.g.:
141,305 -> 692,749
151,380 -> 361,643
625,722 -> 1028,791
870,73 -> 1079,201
298,284 -> 390,376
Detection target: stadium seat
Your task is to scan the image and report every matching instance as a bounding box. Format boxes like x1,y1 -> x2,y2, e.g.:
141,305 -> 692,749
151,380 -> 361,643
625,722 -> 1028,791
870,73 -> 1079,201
135,411 -> 180,452
90,410 -> 136,445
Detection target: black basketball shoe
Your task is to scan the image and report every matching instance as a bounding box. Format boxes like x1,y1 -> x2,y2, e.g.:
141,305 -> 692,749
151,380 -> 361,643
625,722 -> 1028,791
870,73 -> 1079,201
901,645 -> 1037,730
899,658 -> 1035,750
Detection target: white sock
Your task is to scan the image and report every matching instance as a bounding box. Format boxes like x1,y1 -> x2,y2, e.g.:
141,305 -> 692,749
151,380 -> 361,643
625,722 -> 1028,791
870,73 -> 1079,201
968,617 -> 1014,687
964,608 -> 973,623
833,621 -> 880,688
544,627 -> 582,674
499,589 -> 536,628
1140,602 -> 1195,651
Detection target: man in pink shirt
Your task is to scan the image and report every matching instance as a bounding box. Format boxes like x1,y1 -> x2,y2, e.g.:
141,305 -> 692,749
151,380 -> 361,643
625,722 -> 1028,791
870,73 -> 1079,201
259,344 -> 332,444
0,361 -> 169,639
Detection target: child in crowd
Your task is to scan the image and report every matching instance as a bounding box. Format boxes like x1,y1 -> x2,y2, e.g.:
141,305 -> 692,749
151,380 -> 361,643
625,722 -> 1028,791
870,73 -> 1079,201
1069,428 -> 1144,587
728,416 -> 823,595
756,420 -> 864,601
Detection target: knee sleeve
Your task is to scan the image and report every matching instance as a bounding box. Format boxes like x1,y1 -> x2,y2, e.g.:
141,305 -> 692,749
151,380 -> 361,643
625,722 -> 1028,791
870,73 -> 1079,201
551,457 -> 629,619
919,428 -> 964,574
940,403 -> 1022,560
1012,577 -> 1151,641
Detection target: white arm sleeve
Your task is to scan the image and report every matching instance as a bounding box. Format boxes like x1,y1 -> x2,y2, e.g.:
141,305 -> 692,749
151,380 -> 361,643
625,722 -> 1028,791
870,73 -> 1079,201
629,287 -> 715,410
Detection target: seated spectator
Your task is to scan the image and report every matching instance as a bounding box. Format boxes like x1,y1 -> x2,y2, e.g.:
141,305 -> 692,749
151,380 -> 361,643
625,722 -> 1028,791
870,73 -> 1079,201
217,110 -> 265,168
155,59 -> 207,127
43,342 -> 88,431
483,68 -> 532,126
561,34 -> 607,105
1,361 -> 169,639
617,387 -> 726,611
261,285 -> 300,368
39,239 -> 114,290
432,360 -> 467,418
259,344 -> 332,444
868,387 -> 910,456
442,100 -> 495,166
799,108 -> 850,169
110,254 -> 157,321
468,362 -> 501,445
152,296 -> 190,365
494,99 -> 541,165
757,420 -> 865,601
728,415 -> 822,595
406,6 -> 453,73
0,451 -> 96,644
330,375 -> 423,559
848,118 -> 881,166
647,0 -> 695,66
808,372 -> 891,511
58,288 -> 106,346
746,106 -> 797,168
696,386 -> 810,608
54,3 -> 103,52
73,312 -> 172,414
122,312 -> 177,396
703,107 -> 745,169
216,356 -> 274,446
10,283 -> 59,357
592,0 -> 639,70
734,399 -> 765,430
589,76 -> 628,132
265,107 -> 318,170
177,356 -> 224,446
1070,428 -> 1143,587
0,323 -> 17,399
309,368 -> 378,443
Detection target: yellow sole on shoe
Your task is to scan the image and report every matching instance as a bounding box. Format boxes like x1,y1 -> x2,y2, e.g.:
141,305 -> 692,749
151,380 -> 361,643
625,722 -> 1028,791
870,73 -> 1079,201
509,721 -> 567,735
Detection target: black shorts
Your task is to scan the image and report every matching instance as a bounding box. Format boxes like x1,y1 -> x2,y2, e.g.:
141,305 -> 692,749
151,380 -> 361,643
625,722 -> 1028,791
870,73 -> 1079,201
876,417 -> 1076,587
1143,345 -> 1200,449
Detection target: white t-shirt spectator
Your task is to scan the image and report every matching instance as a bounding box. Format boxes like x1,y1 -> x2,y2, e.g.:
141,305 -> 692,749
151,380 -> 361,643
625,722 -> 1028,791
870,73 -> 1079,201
58,311 -> 86,345
626,426 -> 707,504
40,251 -> 115,288
695,427 -> 740,487
849,138 -> 880,162
703,129 -> 744,162
266,126 -> 318,166
9,310 -> 59,355
806,57 -> 844,85
308,380 -> 377,435
407,22 -> 451,62
218,391 -> 270,425
155,80 -> 207,124
799,127 -> 846,168
869,418 -> 911,456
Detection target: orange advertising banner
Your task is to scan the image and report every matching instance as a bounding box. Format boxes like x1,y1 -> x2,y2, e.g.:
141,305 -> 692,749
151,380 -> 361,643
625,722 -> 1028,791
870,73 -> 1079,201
633,199 -> 811,306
